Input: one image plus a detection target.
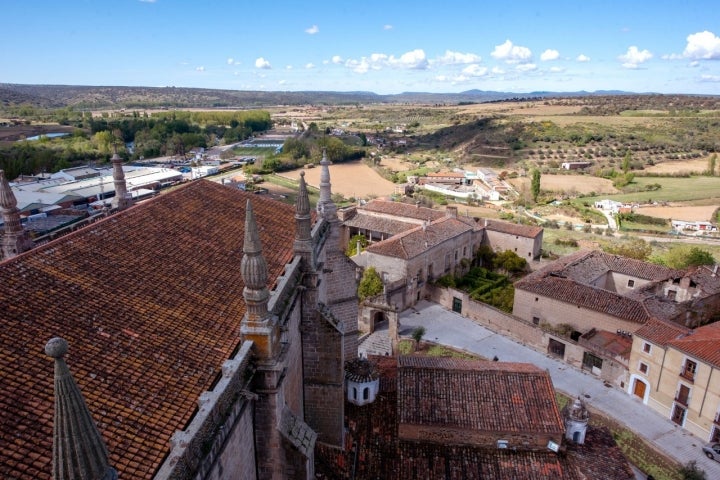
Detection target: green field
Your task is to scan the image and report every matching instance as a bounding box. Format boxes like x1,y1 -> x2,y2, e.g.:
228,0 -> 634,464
580,176 -> 720,204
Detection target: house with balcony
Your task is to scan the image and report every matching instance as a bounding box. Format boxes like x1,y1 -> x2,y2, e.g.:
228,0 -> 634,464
628,319 -> 720,442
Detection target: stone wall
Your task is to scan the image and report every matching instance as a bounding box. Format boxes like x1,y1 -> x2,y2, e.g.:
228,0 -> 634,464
483,229 -> 540,260
428,286 -> 628,386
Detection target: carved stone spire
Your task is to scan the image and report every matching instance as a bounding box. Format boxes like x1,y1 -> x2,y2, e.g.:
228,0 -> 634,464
0,169 -> 34,259
110,152 -> 131,211
316,148 -> 336,220
294,171 -> 312,255
45,337 -> 117,480
241,200 -> 270,322
240,200 -> 279,359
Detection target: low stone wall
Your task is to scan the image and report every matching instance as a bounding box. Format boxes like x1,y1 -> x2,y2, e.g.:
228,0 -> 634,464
427,285 -> 627,386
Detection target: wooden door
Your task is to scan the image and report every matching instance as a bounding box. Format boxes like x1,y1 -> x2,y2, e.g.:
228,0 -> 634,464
633,379 -> 646,399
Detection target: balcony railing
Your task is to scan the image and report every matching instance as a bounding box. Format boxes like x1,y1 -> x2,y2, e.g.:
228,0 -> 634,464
679,369 -> 695,383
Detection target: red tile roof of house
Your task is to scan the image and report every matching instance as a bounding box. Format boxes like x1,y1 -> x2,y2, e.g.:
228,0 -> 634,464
0,180 -> 296,480
397,356 -> 564,436
484,220 -> 543,239
316,355 -> 632,480
365,216 -> 477,260
634,319 -> 690,346
360,199 -> 445,222
669,321 -> 720,368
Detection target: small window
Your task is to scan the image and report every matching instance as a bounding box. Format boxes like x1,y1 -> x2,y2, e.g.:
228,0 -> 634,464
667,289 -> 677,300
639,362 -> 649,375
682,359 -> 697,381
363,387 -> 369,400
535,297 -> 539,302
627,279 -> 635,288
533,316 -> 540,325
463,246 -> 467,256
454,251 -> 458,260
497,440 -> 509,449
643,342 -> 652,354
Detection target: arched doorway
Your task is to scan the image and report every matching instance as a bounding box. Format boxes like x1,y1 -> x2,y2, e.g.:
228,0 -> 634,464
372,311 -> 387,331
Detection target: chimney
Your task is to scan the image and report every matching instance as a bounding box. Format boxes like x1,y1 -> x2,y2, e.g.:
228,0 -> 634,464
445,206 -> 458,218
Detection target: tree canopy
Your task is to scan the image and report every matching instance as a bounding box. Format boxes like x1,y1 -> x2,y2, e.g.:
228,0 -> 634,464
358,267 -> 383,301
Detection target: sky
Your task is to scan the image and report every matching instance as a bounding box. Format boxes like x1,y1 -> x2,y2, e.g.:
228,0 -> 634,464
2,0 -> 720,95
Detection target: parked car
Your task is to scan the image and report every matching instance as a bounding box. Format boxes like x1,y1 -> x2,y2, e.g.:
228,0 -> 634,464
702,442 -> 720,461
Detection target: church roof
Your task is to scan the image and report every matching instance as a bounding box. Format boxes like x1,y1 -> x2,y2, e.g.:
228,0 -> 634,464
0,180 -> 296,480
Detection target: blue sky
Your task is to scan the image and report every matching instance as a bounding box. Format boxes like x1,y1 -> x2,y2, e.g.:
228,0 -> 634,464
2,0 -> 720,95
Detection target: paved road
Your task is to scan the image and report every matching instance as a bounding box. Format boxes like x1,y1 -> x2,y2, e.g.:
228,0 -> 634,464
398,300 -> 720,479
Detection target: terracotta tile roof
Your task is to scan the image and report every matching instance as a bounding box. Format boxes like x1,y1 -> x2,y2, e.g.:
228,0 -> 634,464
0,180 -> 296,480
484,220 -> 543,239
634,319 -> 689,346
515,275 -> 651,323
397,356 -> 564,436
316,355 -> 630,480
365,217 -> 475,260
669,321 -> 720,368
359,199 -> 445,222
343,214 -> 418,236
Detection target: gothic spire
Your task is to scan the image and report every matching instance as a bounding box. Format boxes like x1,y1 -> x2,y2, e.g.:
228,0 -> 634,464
316,149 -> 336,220
241,200 -> 270,322
294,171 -> 312,253
110,152 -> 131,211
45,337 -> 117,480
0,169 -> 34,259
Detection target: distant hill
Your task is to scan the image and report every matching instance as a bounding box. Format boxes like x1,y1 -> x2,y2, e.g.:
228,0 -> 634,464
0,83 -> 626,110
2,83 -> 719,111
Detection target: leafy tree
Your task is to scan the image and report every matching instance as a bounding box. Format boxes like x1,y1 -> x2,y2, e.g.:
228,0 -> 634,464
358,267 -> 383,301
622,151 -> 631,173
707,153 -> 717,176
531,169 -> 541,202
679,460 -> 706,480
652,245 -> 715,269
411,326 -> 426,351
603,238 -> 652,261
493,250 -> 528,275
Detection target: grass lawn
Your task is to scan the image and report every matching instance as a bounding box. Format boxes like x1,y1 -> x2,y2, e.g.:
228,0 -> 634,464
581,176 -> 720,204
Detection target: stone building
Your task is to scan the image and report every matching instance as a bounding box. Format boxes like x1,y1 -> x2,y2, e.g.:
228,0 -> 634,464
318,356 -> 634,479
629,319 -> 720,442
0,155 -> 358,479
343,200 -> 543,335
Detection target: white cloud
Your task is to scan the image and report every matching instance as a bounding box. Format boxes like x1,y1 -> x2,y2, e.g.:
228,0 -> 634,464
619,46 -> 652,68
139,0 -> 156,3
286,65 -> 293,70
491,66 -> 505,74
683,31 -> 720,60
689,61 -> 700,67
227,58 -> 234,65
540,49 -> 560,61
462,64 -> 488,77
662,53 -> 684,60
393,49 -> 429,69
516,63 -> 537,72
383,24 -> 393,30
278,80 -> 287,85
255,57 -> 271,69
305,25 -> 319,35
195,66 -> 205,72
331,55 -> 343,64
549,66 -> 565,73
436,50 -> 482,65
576,54 -> 590,62
305,63 -> 315,69
346,58 -> 370,73
700,74 -> 720,82
491,40 -> 532,63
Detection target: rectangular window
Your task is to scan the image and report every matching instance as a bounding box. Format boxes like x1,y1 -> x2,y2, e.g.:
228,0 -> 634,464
627,279 -> 635,288
639,362 -> 649,375
643,342 -> 652,354
582,352 -> 603,372
681,360 -> 697,381
452,297 -> 462,313
532,316 -> 540,326
668,289 -> 677,300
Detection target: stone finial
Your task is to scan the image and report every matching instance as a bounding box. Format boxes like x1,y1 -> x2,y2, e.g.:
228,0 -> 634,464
110,153 -> 131,211
0,170 -> 34,259
241,200 -> 270,321
294,171 -> 312,250
316,149 -> 337,219
45,337 -> 117,480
